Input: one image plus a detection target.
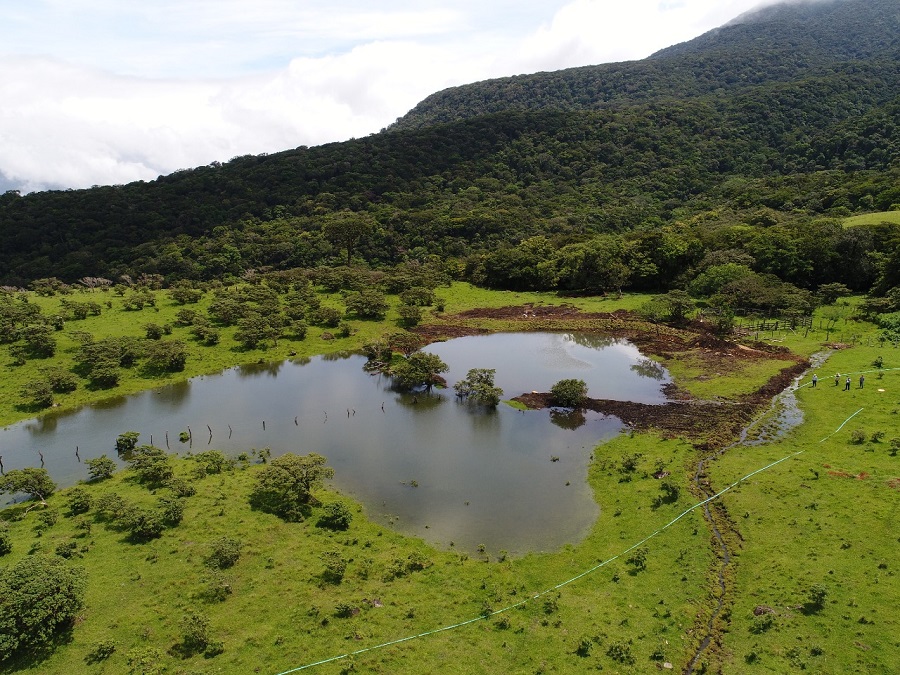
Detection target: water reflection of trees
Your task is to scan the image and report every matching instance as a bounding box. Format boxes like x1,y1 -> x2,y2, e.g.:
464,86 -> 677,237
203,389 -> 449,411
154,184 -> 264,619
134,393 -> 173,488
321,351 -> 353,362
549,408 -> 586,430
394,391 -> 445,410
237,361 -> 284,378
152,380 -> 191,410
630,358 -> 666,380
562,333 -> 620,350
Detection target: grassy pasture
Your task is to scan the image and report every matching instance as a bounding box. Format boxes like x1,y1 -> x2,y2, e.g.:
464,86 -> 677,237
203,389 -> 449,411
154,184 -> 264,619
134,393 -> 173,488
843,210 -> 900,227
1,284 -> 898,673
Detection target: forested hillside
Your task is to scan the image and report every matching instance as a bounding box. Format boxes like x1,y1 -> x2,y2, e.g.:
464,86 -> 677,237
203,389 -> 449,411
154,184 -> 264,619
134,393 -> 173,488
1,0 -> 898,307
393,0 -> 900,129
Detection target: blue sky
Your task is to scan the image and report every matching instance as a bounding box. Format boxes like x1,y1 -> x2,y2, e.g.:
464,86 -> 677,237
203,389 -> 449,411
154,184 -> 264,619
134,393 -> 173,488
0,0 -> 771,192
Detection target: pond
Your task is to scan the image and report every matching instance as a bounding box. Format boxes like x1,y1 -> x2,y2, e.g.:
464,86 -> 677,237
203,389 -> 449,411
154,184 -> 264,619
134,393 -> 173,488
0,332 -> 671,554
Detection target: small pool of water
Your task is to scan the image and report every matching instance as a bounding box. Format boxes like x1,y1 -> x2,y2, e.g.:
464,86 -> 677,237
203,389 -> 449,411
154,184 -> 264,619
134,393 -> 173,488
1,333 -> 670,554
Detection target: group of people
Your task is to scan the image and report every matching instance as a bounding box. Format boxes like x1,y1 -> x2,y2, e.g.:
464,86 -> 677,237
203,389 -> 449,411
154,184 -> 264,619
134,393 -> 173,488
809,373 -> 863,390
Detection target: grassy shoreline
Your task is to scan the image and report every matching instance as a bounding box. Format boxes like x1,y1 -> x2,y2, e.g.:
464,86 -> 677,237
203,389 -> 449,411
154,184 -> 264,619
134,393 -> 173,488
2,284 -> 897,673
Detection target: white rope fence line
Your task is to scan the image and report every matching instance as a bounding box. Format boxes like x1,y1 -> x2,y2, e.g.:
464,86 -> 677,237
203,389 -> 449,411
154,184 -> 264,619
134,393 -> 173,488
274,407 -> 868,674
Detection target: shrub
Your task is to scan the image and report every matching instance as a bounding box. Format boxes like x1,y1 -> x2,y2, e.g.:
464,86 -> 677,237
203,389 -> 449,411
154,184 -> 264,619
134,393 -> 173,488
0,555 -> 86,661
157,496 -> 185,526
0,528 -> 11,556
206,537 -> 242,569
115,431 -> 140,455
550,379 -> 588,408
626,546 -> 648,572
200,572 -> 233,603
606,640 -> 635,665
849,429 -> 867,445
67,487 -> 93,515
85,454 -> 117,480
55,540 -> 80,559
126,646 -> 163,674
180,611 -> 211,655
320,550 -> 348,583
120,507 -> 164,542
574,635 -> 593,657
41,366 -> 78,393
318,502 -> 353,530
85,639 -> 116,664
808,583 -> 829,610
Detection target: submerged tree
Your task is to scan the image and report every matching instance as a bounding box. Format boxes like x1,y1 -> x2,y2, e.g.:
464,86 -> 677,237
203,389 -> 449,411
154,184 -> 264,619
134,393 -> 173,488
454,368 -> 504,407
391,351 -> 448,391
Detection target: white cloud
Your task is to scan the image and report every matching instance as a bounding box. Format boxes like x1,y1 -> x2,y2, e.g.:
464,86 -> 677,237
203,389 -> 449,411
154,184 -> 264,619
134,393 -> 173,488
0,0 -> 769,193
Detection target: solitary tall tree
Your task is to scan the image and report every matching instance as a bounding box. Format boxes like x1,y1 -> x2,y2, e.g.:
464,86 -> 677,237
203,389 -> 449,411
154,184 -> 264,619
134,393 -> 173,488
321,211 -> 375,265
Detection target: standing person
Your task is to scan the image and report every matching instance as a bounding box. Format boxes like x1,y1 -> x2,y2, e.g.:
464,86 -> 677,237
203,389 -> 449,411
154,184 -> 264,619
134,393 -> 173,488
834,373 -> 840,387
845,377 -> 851,391
812,374 -> 818,387
859,374 -> 865,389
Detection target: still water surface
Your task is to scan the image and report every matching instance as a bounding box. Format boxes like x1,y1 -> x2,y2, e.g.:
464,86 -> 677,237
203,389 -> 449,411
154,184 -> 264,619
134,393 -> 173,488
0,333 -> 670,553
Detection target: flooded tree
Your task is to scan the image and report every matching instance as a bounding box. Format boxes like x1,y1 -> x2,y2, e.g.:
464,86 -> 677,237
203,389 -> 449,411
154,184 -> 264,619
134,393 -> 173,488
454,368 -> 504,407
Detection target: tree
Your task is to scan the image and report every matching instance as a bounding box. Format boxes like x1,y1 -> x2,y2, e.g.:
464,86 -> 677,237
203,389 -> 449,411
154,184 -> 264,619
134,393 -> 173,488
144,339 -> 187,372
550,379 -> 588,408
0,555 -> 86,661
344,289 -> 388,319
391,351 -> 449,391
321,211 -> 375,265
660,290 -> 695,325
234,313 -> 281,349
85,454 -> 117,481
40,366 -> 77,393
125,445 -> 173,487
397,304 -> 423,327
387,332 -> 422,357
20,379 -> 53,409
0,467 -> 56,503
454,368 -> 504,407
115,431 -> 140,455
22,323 -> 56,358
249,453 -> 335,521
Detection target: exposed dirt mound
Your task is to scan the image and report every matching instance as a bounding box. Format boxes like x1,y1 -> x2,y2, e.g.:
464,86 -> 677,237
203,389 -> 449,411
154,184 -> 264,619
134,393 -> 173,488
512,392 -> 753,441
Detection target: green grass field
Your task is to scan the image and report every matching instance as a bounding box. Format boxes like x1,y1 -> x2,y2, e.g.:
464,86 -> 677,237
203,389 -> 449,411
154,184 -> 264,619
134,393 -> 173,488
2,285 -> 898,673
843,210 -> 900,227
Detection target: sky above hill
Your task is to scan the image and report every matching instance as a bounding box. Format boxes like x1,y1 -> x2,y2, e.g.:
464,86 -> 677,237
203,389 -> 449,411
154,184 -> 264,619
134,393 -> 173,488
0,0 -> 772,193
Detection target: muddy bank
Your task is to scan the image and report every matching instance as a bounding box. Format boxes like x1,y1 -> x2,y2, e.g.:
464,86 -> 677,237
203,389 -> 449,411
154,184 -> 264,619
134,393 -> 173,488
417,305 -> 796,365
512,360 -> 807,443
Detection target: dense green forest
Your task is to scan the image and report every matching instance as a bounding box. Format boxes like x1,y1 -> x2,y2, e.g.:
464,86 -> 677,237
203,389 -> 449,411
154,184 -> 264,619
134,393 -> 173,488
1,0 -> 898,307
